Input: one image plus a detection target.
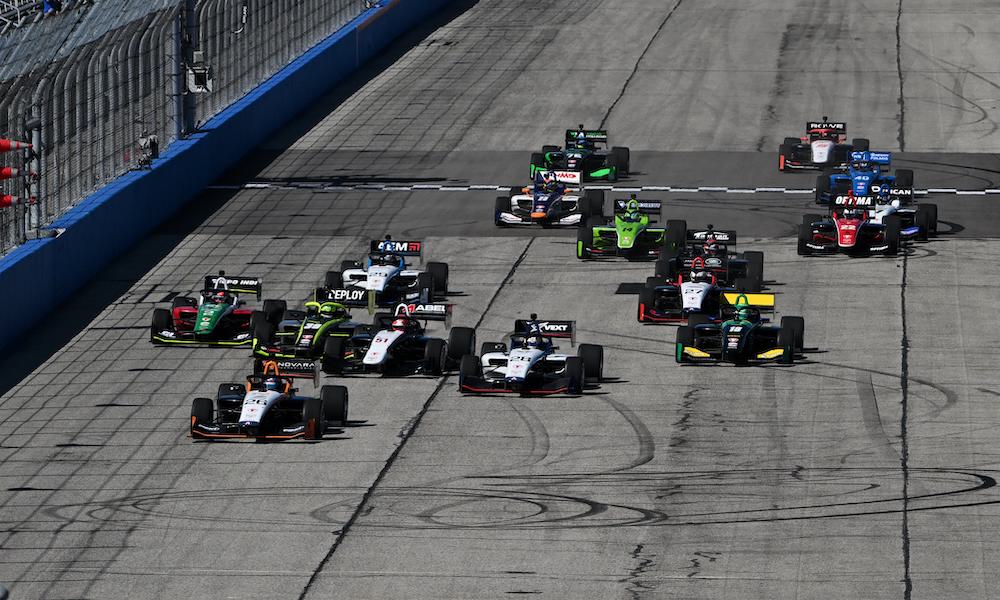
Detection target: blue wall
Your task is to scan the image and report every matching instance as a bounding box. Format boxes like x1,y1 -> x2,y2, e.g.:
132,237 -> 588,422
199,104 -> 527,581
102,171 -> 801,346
0,0 -> 454,350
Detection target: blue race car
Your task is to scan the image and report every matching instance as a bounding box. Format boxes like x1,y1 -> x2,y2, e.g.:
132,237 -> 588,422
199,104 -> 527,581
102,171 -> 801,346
495,170 -> 604,227
814,151 -> 913,206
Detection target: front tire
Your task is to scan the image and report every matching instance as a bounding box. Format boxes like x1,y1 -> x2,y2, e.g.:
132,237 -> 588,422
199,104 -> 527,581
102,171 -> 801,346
797,224 -> 814,256
675,326 -> 694,363
151,308 -> 172,342
321,337 -> 345,375
302,397 -> 325,440
320,385 -> 349,424
565,357 -> 585,394
447,327 -> 476,362
424,339 -> 447,375
191,397 -> 213,432
427,262 -> 449,296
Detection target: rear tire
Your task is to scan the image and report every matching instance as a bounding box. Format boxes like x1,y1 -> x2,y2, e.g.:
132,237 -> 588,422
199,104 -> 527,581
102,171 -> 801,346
915,205 -> 931,241
605,152 -> 618,182
663,219 -> 688,259
447,327 -> 476,362
815,174 -> 831,204
325,271 -> 343,289
321,337 -> 345,375
565,357 -> 585,394
302,397 -> 325,440
611,146 -> 630,176
321,385 -> 349,424
781,316 -> 805,352
191,397 -> 213,431
895,169 -> 914,188
262,299 -> 286,325
578,344 -> 603,383
427,262 -> 449,296
734,277 -> 762,293
654,258 -> 677,279
851,138 -> 870,152
925,203 -> 938,234
742,250 -> 764,284
424,338 -> 447,375
576,224 -> 594,259
584,189 -> 605,216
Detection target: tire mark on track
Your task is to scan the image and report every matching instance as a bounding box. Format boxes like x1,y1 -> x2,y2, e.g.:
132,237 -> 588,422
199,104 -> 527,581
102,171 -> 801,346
895,0 -> 907,151
856,371 -> 899,462
296,237 -> 536,600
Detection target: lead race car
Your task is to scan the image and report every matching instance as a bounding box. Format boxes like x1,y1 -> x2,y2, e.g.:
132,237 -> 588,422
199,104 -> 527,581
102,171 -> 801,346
495,170 -> 605,227
638,257 -> 772,324
190,359 -> 348,441
320,303 -> 475,376
577,195 -> 687,260
778,118 -> 869,171
529,125 -> 631,184
675,294 -> 805,365
798,191 -> 937,256
151,272 -> 263,347
458,315 -> 603,395
320,237 -> 449,310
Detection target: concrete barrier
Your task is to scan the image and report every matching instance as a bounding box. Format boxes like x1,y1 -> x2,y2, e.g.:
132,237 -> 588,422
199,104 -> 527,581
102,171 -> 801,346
0,0 -> 454,351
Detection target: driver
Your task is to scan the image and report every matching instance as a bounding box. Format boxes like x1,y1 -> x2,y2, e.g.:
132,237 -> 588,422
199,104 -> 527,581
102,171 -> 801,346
621,196 -> 643,223
525,334 -> 548,349
319,303 -> 347,320
572,125 -> 591,150
689,269 -> 711,284
208,290 -> 229,304
390,317 -> 410,332
534,171 -> 563,195
702,233 -> 722,257
263,376 -> 281,392
840,207 -> 865,220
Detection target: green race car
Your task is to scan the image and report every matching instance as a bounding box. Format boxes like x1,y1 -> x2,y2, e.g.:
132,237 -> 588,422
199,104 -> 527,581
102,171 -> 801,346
576,195 -> 687,260
252,300 -> 363,361
150,272 -> 263,347
529,126 -> 631,184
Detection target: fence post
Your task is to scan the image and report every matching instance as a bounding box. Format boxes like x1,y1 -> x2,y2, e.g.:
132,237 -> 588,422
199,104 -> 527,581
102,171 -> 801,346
26,108 -> 41,230
181,0 -> 198,135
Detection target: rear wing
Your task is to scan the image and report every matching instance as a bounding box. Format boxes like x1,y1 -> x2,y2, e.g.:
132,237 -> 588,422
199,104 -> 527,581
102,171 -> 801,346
513,319 -> 576,345
253,358 -> 320,387
394,302 -> 453,325
850,150 -> 891,165
314,287 -> 368,305
565,129 -> 608,146
687,229 -> 736,244
614,199 -> 661,215
807,121 -> 846,133
370,238 -> 423,257
720,292 -> 775,319
204,272 -> 262,299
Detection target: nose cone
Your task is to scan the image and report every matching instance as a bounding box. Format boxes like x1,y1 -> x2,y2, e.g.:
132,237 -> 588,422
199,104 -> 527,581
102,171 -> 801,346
240,422 -> 260,436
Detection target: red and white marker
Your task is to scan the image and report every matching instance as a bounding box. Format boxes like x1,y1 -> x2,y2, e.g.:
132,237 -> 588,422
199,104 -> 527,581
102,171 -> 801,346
0,139 -> 31,152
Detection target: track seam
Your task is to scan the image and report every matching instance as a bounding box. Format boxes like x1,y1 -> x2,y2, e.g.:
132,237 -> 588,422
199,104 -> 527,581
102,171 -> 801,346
900,248 -> 913,599
599,0 -> 684,129
895,0 -> 906,151
295,237 -> 535,600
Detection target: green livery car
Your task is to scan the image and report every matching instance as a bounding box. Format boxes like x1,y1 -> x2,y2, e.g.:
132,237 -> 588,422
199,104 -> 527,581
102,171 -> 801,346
252,299 -> 362,362
576,195 -> 687,260
150,272 -> 263,347
529,126 -> 631,184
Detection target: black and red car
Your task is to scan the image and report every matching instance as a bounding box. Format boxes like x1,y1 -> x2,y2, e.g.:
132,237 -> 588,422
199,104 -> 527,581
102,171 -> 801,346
778,119 -> 869,171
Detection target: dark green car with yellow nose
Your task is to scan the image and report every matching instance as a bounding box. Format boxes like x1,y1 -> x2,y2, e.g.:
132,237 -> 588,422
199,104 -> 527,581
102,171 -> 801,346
252,299 -> 362,361
576,196 -> 687,260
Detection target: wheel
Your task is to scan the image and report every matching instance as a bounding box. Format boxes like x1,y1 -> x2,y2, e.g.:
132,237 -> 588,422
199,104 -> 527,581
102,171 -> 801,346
734,277 -> 762,293
480,342 -> 506,354
576,223 -> 594,259
851,137 -> 870,152
883,215 -> 901,255
447,326 -> 476,362
895,169 -> 914,188
781,316 -> 805,352
542,145 -> 559,155
777,320 -> 798,364
584,189 -> 605,216
427,262 -> 449,296
565,357 -> 585,394
424,339 -> 447,375
151,308 -> 172,340
802,213 -> 822,227
321,337 -> 345,375
530,152 -> 544,178
578,343 -> 603,383
782,136 -> 799,149
915,205 -> 931,241
325,270 -> 343,289
459,354 -> 482,388
262,299 -> 286,325
494,195 -> 509,226
742,250 -> 764,283
663,219 -> 687,259
252,317 -> 274,349
611,146 -> 630,176
171,296 -> 196,310
925,203 -> 938,234
815,174 -> 831,204
191,397 -> 213,431
340,259 -> 361,273
416,272 -> 435,303
675,326 -> 694,363
320,385 -> 349,424
302,397 -> 325,440
688,314 -> 713,327
605,152 -> 619,182
638,287 -> 656,321
797,224 -> 814,256
654,258 -> 677,279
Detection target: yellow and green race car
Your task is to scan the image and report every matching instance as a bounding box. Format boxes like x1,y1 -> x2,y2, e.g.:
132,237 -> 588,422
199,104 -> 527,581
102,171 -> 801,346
576,195 -> 687,260
252,300 -> 362,362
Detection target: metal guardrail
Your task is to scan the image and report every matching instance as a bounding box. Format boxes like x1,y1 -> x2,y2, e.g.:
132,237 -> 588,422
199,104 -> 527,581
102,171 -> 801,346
0,0 -> 368,254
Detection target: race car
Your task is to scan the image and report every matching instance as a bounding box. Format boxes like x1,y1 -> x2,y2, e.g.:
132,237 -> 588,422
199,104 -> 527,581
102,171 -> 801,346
252,299 -> 361,361
151,272 -> 265,347
778,119 -> 869,171
576,195 -> 686,260
675,294 -> 805,365
190,358 -> 348,441
814,151 -> 912,206
529,125 -> 631,184
320,303 -> 475,376
638,257 -> 771,324
495,170 -> 605,227
651,225 -> 764,291
319,237 -> 449,309
458,315 -> 603,395
798,194 -> 938,256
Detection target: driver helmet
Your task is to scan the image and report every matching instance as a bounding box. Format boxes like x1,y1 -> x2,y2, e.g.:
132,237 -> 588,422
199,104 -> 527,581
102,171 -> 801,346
211,291 -> 227,304
539,171 -> 559,194
623,196 -> 641,222
391,318 -> 408,332
319,303 -> 344,318
264,376 -> 280,391
737,307 -> 754,322
690,270 -> 709,283
841,207 -> 864,219
702,234 -> 721,256
526,334 -> 544,348
851,159 -> 871,171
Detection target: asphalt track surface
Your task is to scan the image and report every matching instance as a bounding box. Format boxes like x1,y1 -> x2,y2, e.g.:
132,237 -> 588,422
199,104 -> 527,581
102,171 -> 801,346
2,1 -> 1000,598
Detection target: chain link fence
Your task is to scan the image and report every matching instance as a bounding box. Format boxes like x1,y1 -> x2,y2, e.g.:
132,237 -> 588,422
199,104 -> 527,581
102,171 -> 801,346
0,0 -> 368,254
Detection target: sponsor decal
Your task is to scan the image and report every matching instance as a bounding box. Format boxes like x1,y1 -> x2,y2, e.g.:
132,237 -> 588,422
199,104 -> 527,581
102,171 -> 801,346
375,240 -> 421,253
327,289 -> 367,301
705,257 -> 723,267
870,184 -> 911,196
834,195 -> 874,206
614,199 -> 661,211
807,122 -> 846,130
404,303 -> 448,316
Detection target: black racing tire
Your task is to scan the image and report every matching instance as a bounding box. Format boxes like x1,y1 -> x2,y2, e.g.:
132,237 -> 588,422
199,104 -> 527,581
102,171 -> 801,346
777,319 -> 800,364
447,326 -> 476,362
252,317 -> 274,348
895,169 -> 914,188
782,136 -> 799,149
302,397 -> 325,440
638,287 -> 656,321
340,259 -> 362,273
611,146 -> 630,176
687,314 -> 713,328
734,277 -> 762,293
427,262 -> 449,296
584,188 -> 605,217
459,354 -> 482,381
480,342 -> 506,355
883,215 -> 901,255
781,315 -> 805,352
605,152 -> 618,182
494,195 -> 509,226
325,270 -> 343,289
797,224 -> 814,256
565,357 -> 585,394
576,223 -> 594,259
320,385 -> 349,424
191,397 -> 213,431
802,213 -> 822,227
541,145 -> 559,155
851,138 -> 870,152
915,205 -> 931,241
675,327 -> 695,363
424,338 -> 447,376
918,203 -> 938,236
262,299 -> 286,325
742,250 -> 764,283
171,296 -> 196,310
815,174 -> 831,204
416,272 -> 435,303
663,219 -> 688,259
530,152 -> 545,178
151,308 -> 172,340
321,337 -> 345,375
578,343 -> 603,383
654,258 -> 678,279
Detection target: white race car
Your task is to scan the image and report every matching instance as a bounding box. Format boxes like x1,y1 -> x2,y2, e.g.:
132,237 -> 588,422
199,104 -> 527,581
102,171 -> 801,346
495,171 -> 604,227
458,316 -> 603,395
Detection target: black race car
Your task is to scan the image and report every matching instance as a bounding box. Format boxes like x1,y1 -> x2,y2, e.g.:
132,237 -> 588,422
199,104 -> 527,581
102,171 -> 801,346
675,295 -> 805,365
650,226 -> 764,290
530,125 -> 631,184
252,299 -> 362,361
